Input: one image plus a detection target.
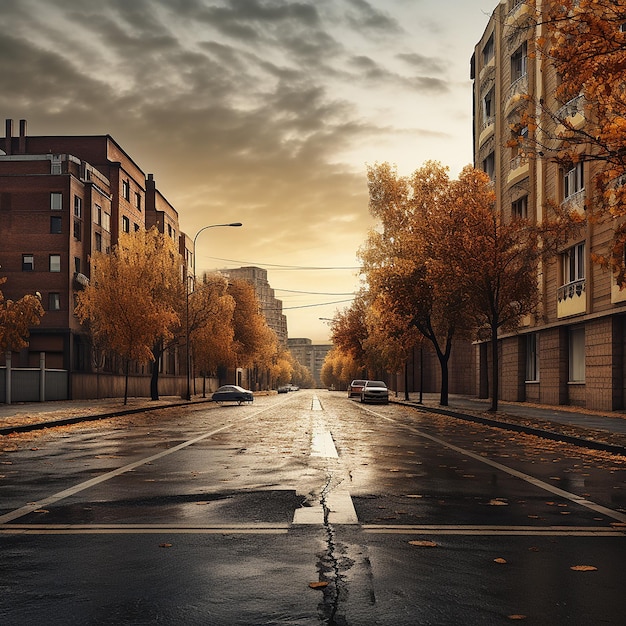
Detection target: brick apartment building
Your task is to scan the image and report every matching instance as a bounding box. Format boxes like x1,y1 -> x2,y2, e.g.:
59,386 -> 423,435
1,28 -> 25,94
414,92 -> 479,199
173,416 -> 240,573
470,2 -> 626,410
0,119 -> 191,398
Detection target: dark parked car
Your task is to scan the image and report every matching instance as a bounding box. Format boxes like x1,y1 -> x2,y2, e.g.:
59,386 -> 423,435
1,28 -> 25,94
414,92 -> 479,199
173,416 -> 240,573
277,385 -> 290,394
212,385 -> 254,404
360,380 -> 389,404
348,379 -> 367,398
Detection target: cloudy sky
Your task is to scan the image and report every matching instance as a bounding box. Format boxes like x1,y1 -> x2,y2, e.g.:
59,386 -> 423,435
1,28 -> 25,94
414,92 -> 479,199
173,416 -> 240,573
1,0 -> 493,342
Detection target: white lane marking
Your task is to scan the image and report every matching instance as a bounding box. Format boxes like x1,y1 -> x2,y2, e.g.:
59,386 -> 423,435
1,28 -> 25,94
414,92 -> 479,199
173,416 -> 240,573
365,408 -> 626,524
363,525 -> 626,536
326,489 -> 359,524
0,523 -> 289,535
292,506 -> 324,524
0,405 -> 273,525
311,429 -> 339,458
311,395 -> 323,411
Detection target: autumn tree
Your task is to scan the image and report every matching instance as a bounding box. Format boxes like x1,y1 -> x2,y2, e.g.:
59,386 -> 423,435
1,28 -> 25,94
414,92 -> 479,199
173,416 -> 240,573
518,1 -> 626,277
75,228 -> 181,404
329,294 -> 369,376
190,273 -> 236,390
227,278 -> 280,389
290,359 -> 315,389
451,167 -> 577,410
320,348 -> 361,391
0,276 -> 45,353
360,161 -> 475,406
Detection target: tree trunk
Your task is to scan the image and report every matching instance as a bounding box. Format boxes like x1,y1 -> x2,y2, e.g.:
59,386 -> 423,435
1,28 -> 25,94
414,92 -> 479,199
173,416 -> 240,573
150,341 -> 162,401
489,323 -> 499,412
404,360 -> 409,401
124,359 -> 129,406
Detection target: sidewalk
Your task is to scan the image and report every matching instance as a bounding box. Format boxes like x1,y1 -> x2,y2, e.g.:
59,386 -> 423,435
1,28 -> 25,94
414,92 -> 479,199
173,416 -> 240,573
392,392 -> 626,456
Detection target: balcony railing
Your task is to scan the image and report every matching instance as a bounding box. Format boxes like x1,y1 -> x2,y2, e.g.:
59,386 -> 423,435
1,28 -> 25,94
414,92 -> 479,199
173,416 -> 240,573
481,115 -> 495,133
556,95 -> 584,122
508,73 -> 528,102
558,278 -> 585,303
561,188 -> 586,212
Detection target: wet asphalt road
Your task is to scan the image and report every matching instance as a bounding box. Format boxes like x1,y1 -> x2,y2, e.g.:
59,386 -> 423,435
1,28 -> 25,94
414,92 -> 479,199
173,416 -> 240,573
1,390 -> 626,625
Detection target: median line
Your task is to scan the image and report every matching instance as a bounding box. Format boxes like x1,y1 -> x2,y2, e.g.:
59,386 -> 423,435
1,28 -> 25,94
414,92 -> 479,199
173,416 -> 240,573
0,523 -> 290,535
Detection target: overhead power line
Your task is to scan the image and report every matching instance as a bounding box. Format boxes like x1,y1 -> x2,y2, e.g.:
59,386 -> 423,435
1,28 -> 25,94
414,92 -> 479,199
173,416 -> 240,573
207,256 -> 360,271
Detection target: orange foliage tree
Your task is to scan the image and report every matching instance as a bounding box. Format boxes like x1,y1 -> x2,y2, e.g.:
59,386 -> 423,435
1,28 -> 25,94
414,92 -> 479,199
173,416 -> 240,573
360,162 -> 475,406
329,293 -> 369,376
0,276 -> 44,353
75,228 -> 182,404
190,273 -> 236,391
521,0 -> 626,278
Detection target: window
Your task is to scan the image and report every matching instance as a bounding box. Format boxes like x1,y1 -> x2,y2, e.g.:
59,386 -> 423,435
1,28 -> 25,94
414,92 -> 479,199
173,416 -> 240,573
562,242 -> 585,285
483,152 -> 495,179
483,33 -> 494,65
73,195 -> 82,218
512,195 -> 528,219
50,192 -> 62,211
95,232 -> 102,252
564,162 -> 584,200
569,326 -> 585,382
122,180 -> 130,201
22,254 -> 34,271
511,42 -> 527,82
74,257 -> 81,274
73,220 -> 81,241
122,216 -> 130,233
50,216 -> 62,233
135,192 -> 141,210
483,87 -> 495,126
94,204 -> 102,225
48,293 -> 61,311
103,211 -> 111,232
525,333 -> 539,382
134,222 -> 140,232
49,254 -> 61,272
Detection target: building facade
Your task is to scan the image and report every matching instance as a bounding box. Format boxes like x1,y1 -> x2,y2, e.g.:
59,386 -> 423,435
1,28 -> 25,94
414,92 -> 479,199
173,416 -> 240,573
288,338 -> 332,387
220,266 -> 288,347
471,2 -> 626,410
0,119 -> 189,398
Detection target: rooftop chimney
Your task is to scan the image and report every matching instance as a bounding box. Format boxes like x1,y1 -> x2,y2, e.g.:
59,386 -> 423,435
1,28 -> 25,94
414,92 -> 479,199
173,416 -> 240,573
4,119 -> 13,155
18,119 -> 27,154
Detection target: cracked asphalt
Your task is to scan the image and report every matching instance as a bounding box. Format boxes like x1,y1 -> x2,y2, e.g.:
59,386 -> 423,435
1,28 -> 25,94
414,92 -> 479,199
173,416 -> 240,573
2,390 -> 626,625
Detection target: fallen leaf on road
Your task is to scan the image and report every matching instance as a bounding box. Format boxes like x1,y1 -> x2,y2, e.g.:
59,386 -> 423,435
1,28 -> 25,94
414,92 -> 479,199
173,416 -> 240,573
570,565 -> 597,572
159,543 -> 173,548
309,582 -> 328,589
409,540 -> 437,547
507,615 -> 527,620
494,558 -> 507,564
488,499 -> 508,506
34,509 -> 49,514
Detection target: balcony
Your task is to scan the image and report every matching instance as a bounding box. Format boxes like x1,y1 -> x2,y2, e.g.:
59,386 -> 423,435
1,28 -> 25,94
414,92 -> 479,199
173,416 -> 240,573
555,95 -> 585,133
505,74 -> 528,115
479,115 -> 495,146
560,188 -> 586,213
505,0 -> 533,27
507,155 -> 529,185
557,279 -> 586,317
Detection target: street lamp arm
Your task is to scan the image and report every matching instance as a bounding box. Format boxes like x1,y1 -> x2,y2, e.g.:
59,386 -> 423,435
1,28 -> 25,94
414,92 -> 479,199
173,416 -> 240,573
193,222 -> 243,248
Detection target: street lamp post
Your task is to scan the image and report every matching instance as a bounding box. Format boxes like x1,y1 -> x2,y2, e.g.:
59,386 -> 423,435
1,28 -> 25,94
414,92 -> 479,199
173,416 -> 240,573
185,222 -> 242,401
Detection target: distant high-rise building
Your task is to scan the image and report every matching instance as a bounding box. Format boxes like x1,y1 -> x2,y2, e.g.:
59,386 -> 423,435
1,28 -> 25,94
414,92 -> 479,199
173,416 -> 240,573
288,338 -> 331,387
220,266 -> 288,347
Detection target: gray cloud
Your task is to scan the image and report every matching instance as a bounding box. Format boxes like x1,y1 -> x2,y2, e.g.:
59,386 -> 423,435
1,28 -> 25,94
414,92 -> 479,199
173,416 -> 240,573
0,0 -> 481,340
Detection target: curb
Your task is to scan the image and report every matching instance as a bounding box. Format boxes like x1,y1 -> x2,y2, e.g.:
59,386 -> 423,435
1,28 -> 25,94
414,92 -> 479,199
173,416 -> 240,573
0,398 -> 213,436
394,400 -> 626,457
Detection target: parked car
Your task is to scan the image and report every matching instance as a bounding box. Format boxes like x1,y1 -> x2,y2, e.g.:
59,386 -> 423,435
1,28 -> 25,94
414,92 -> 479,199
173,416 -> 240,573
360,380 -> 389,404
212,385 -> 254,405
277,385 -> 290,394
348,379 -> 367,398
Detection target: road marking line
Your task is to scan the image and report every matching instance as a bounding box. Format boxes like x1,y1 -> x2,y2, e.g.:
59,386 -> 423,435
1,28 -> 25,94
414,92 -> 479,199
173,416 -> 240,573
293,506 -> 325,524
0,405 -> 275,525
366,409 -> 626,524
311,429 -> 339,458
363,524 -> 625,536
326,489 -> 359,524
311,395 -> 323,411
0,523 -> 288,535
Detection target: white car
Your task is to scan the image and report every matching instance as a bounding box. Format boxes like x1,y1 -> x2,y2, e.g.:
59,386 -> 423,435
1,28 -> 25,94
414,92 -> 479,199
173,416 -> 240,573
360,380 -> 389,404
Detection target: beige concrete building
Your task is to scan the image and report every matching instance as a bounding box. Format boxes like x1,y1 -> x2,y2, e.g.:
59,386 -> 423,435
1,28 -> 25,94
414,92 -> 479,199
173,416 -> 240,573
220,266 -> 288,347
471,1 -> 626,410
288,338 -> 332,387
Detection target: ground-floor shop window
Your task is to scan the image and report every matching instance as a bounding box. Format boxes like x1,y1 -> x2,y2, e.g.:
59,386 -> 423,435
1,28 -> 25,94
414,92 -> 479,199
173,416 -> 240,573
525,333 -> 538,382
569,326 -> 585,382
